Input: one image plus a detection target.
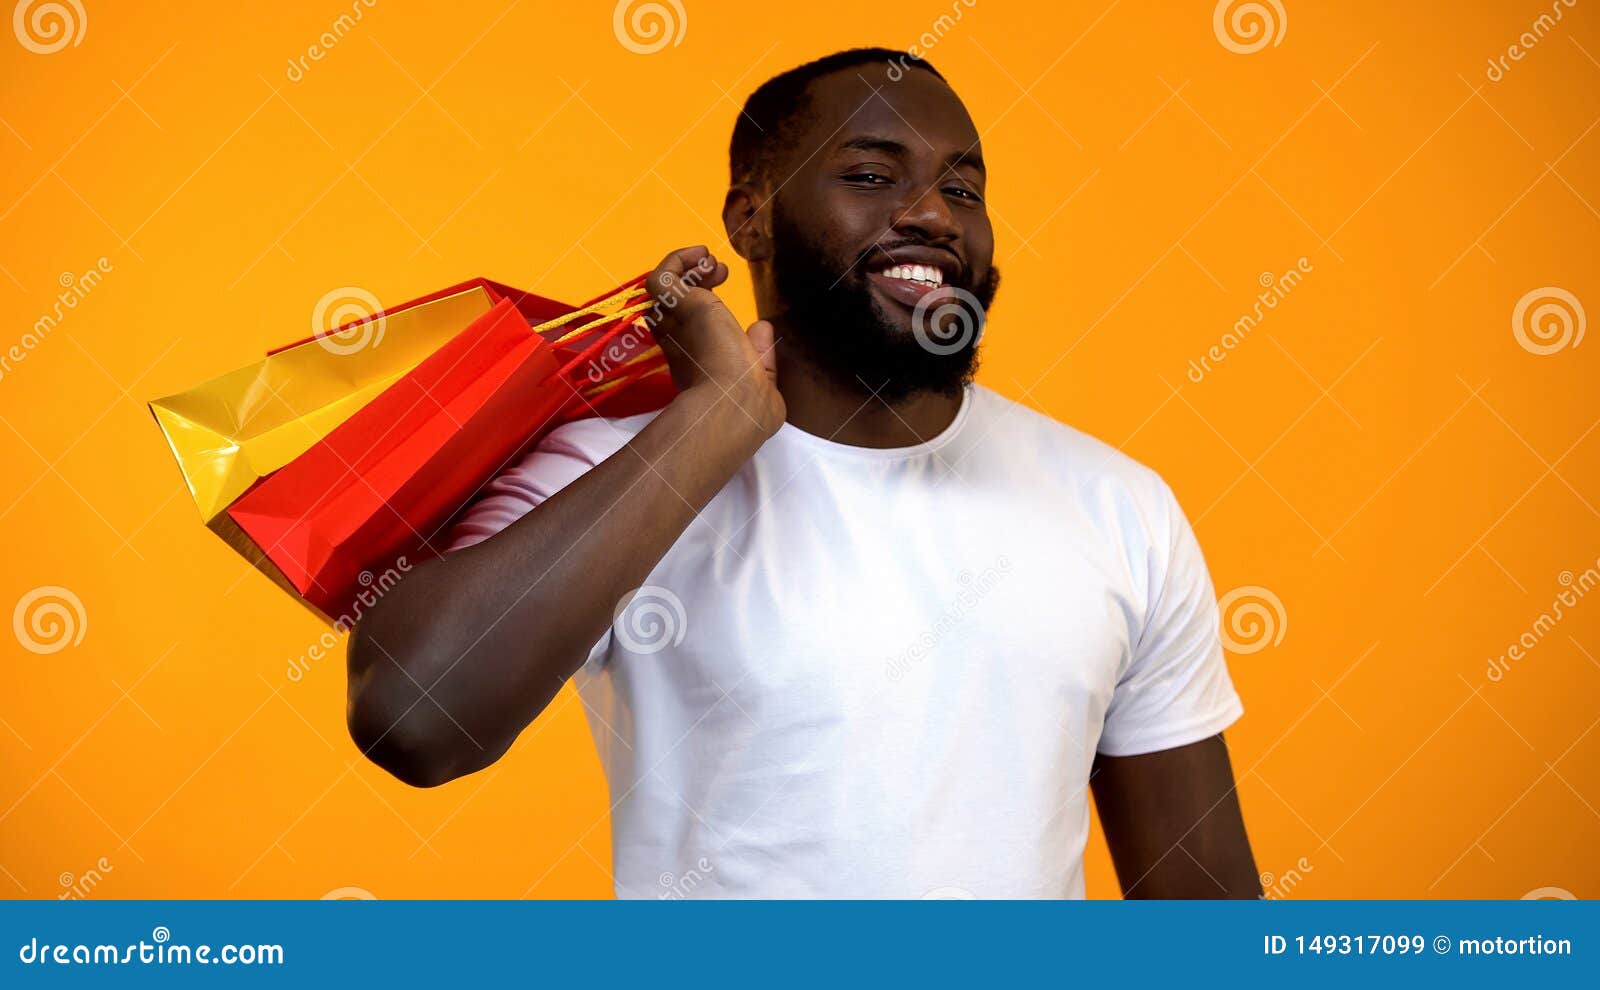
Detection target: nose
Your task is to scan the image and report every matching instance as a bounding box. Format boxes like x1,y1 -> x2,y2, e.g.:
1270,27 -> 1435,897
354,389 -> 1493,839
890,180 -> 960,242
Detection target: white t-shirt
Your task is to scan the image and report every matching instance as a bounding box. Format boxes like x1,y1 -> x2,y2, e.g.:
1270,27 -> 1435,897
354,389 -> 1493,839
447,382 -> 1243,899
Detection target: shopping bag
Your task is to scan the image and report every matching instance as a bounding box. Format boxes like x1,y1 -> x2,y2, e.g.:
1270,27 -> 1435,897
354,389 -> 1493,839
150,283 -> 503,525
225,276 -> 672,622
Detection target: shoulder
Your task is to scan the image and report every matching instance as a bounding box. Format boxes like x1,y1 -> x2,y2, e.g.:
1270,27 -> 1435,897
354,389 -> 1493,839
536,407 -> 663,463
967,384 -> 1177,515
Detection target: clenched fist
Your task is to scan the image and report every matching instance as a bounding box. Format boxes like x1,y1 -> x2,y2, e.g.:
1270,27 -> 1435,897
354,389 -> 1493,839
645,246 -> 785,438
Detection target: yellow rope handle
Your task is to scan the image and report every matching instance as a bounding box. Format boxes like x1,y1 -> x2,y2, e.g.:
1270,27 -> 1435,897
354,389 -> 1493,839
529,284 -> 651,343
615,344 -> 663,369
549,299 -> 655,346
578,346 -> 665,391
582,362 -> 669,398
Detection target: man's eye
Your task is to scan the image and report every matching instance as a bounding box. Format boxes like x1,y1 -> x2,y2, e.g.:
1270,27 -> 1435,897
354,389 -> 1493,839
843,172 -> 892,184
944,185 -> 982,202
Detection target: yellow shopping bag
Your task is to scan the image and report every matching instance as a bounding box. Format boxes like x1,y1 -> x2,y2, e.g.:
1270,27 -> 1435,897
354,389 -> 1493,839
150,284 -> 496,524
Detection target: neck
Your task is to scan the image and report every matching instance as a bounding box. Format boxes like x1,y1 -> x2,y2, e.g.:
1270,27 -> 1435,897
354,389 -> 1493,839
771,335 -> 966,449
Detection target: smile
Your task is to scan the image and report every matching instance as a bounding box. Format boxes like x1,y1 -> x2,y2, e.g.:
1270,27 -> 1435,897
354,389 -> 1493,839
872,263 -> 945,287
867,264 -> 954,309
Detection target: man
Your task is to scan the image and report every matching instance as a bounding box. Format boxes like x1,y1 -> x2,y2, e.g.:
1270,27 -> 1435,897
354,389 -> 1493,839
347,48 -> 1258,899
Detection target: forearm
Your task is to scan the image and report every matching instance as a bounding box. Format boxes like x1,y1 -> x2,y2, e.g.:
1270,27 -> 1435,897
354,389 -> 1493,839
348,383 -> 771,784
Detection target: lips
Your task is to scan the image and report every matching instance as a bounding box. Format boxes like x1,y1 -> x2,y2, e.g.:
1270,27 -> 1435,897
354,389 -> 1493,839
863,246 -> 964,311
867,270 -> 958,309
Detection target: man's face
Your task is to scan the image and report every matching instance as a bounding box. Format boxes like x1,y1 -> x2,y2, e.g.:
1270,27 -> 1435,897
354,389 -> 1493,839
762,66 -> 999,401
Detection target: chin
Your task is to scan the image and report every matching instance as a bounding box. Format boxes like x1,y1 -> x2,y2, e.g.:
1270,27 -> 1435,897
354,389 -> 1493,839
868,303 -> 917,337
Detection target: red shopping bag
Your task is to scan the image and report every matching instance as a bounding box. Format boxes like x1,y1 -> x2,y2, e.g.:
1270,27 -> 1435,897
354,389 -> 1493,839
226,275 -> 672,622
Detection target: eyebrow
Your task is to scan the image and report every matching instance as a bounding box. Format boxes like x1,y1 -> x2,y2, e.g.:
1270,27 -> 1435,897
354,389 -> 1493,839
837,135 -> 986,175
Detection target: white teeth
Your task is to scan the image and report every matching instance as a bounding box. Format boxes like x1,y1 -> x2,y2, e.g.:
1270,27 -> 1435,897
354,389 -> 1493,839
877,264 -> 944,286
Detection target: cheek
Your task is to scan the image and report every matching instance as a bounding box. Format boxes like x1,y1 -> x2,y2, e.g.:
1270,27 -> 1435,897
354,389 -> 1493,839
820,189 -> 893,239
965,216 -> 996,271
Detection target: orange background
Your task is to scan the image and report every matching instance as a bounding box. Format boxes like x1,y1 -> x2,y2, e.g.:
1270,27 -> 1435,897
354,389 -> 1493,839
1,0 -> 1597,900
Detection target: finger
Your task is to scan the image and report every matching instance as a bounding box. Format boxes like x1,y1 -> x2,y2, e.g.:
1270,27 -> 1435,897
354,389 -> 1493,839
678,251 -> 726,291
700,259 -> 730,290
746,319 -> 777,378
646,245 -> 709,301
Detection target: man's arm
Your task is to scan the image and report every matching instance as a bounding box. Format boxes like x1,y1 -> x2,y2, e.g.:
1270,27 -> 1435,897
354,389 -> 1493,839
1090,733 -> 1259,898
345,246 -> 783,788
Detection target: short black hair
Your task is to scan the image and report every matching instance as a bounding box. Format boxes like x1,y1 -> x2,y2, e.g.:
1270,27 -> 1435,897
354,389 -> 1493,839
729,48 -> 946,187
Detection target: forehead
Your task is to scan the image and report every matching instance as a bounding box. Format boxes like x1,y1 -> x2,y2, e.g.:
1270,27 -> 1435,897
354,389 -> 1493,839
791,66 -> 981,163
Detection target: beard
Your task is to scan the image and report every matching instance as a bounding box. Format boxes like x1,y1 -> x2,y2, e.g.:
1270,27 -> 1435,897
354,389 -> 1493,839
768,203 -> 1000,405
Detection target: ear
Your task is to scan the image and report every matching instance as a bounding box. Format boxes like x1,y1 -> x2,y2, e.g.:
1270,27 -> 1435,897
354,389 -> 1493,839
723,183 -> 772,263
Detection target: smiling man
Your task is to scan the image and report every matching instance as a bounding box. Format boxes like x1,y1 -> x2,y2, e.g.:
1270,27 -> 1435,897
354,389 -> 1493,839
346,48 -> 1258,899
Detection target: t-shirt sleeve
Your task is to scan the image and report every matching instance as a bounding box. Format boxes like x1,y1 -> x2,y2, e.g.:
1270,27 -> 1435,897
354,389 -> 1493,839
1096,480 -> 1244,757
444,419 -> 618,669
